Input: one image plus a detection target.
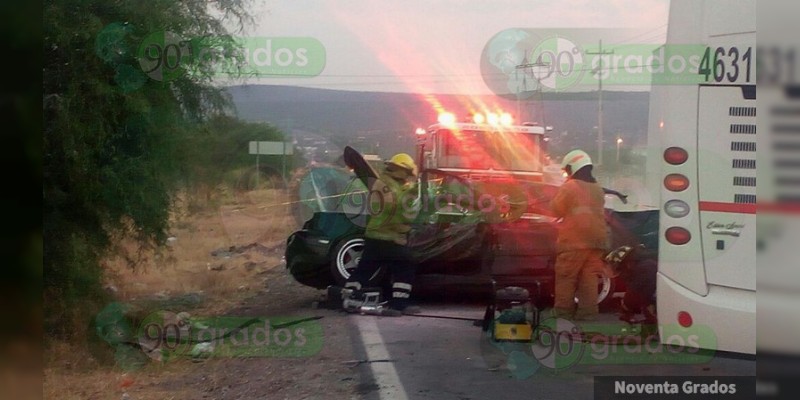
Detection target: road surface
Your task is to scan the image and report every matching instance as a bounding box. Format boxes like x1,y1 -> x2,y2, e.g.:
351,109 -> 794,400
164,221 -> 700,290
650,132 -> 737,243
345,300 -> 755,400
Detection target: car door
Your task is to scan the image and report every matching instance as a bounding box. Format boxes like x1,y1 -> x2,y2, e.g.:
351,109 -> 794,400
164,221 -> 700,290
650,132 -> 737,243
408,169 -> 489,274
489,181 -> 560,277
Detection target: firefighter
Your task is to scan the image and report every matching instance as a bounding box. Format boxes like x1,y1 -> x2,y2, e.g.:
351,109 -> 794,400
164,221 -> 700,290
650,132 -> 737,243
605,245 -> 658,324
345,153 -> 422,316
550,149 -> 609,320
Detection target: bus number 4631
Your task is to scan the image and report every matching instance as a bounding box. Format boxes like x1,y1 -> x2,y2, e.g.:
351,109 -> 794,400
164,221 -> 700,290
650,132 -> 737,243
698,46 -> 753,84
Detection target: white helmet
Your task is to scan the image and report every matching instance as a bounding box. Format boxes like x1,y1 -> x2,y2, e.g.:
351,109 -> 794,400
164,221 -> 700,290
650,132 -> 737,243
560,149 -> 592,177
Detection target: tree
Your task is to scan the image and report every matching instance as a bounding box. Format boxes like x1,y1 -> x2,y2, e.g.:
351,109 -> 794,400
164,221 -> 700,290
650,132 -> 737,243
43,0 -> 253,336
181,115 -> 288,210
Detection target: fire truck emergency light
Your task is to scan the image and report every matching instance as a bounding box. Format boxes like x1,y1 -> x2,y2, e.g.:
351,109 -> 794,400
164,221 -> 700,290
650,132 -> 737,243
437,112 -> 456,126
468,112 -> 514,127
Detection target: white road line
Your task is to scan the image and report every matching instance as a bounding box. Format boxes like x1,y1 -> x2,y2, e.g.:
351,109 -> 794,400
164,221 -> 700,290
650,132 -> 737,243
354,317 -> 409,400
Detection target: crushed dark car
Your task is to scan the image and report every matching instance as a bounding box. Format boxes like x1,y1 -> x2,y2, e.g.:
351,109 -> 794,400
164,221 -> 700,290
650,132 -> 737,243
285,164 -> 659,307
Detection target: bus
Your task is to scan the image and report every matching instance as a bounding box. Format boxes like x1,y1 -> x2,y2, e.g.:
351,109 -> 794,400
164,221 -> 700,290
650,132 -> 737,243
646,0 -> 756,355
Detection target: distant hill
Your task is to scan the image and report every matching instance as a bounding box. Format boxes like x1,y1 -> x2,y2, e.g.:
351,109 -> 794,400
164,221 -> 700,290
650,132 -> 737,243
226,84 -> 650,159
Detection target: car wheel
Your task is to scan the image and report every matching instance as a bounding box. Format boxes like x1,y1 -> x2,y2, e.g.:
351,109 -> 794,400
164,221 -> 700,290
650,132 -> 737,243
573,273 -> 615,306
597,274 -> 615,307
330,236 -> 385,287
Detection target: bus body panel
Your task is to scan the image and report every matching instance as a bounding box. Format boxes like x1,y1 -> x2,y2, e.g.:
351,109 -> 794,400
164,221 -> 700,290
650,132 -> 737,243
652,83 -> 707,296
702,1 -> 756,37
653,0 -> 756,355
657,274 -> 755,355
757,85 -> 800,292
757,43 -> 800,356
759,285 -> 800,355
697,85 -> 756,291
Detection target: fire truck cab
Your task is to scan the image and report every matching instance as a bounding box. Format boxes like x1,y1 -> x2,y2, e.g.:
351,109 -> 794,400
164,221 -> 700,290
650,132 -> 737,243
415,111 -> 550,183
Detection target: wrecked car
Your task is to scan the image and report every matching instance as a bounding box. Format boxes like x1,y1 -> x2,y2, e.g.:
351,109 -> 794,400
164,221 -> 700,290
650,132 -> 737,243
285,158 -> 658,308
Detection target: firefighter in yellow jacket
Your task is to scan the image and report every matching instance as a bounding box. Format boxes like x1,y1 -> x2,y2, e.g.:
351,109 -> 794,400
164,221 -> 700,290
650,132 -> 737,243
550,150 -> 609,320
345,153 -> 421,316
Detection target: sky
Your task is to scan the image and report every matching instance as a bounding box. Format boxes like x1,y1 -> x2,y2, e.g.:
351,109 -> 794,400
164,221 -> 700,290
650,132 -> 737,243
225,0 -> 671,94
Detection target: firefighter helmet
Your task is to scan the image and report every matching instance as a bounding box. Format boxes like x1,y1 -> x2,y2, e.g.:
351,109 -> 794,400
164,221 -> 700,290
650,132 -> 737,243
560,149 -> 592,177
385,153 -> 418,176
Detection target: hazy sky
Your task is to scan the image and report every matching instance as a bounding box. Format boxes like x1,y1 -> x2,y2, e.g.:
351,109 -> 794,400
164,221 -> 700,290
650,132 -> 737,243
232,0 -> 671,94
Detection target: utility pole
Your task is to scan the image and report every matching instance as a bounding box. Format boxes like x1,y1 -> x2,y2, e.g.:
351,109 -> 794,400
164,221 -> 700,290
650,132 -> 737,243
586,40 -> 613,167
514,60 -> 549,122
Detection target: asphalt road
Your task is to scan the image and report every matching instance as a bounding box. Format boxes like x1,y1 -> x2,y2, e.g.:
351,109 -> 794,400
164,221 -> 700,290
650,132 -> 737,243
345,301 -> 756,400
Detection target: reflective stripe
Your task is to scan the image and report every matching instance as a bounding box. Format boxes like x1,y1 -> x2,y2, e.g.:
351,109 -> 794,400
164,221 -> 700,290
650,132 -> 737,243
569,153 -> 586,164
345,282 -> 361,290
392,282 -> 413,291
392,292 -> 411,299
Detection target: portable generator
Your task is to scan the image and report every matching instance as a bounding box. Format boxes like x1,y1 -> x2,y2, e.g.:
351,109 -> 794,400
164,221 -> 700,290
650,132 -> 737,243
483,284 -> 539,342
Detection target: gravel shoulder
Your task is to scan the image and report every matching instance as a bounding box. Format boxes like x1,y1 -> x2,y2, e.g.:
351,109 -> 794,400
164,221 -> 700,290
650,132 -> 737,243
45,194 -> 377,400
46,261 -> 371,400
129,267 -> 365,400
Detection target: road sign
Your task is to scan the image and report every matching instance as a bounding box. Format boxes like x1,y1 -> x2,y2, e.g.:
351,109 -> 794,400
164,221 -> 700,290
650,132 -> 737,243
249,141 -> 294,155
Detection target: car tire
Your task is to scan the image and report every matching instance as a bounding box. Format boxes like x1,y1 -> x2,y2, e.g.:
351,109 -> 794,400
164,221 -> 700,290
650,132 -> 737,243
329,236 -> 386,287
596,274 -> 617,310
289,267 -> 334,290
572,273 -> 615,307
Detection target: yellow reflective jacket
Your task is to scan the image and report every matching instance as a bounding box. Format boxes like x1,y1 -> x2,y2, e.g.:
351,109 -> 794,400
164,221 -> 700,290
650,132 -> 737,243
550,179 -> 609,253
365,173 -> 419,245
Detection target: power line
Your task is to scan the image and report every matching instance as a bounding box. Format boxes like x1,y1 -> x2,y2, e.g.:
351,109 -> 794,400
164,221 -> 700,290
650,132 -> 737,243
607,24 -> 669,48
228,58 -> 671,80
608,32 -> 668,51
585,40 -> 614,166
513,59 -> 549,121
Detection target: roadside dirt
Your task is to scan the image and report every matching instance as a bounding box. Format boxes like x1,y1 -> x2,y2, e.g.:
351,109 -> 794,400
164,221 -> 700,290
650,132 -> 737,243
129,268 -> 363,400
46,257 -> 367,400
45,267 -> 361,399
44,188 -> 370,400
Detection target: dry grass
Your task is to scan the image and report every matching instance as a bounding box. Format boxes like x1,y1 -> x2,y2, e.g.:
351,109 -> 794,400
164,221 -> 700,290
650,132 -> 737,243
44,187 -> 304,399
2,339 -> 42,400
103,188 -> 297,312
43,359 -> 204,400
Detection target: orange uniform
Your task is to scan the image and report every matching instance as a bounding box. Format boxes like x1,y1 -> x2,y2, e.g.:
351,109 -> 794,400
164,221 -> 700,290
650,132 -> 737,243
550,180 -> 609,252
550,178 -> 609,320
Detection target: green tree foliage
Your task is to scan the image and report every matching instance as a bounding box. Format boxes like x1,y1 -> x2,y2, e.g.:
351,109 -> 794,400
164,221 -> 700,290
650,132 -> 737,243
43,0 -> 254,336
180,115 -> 287,207
1,1 -> 43,360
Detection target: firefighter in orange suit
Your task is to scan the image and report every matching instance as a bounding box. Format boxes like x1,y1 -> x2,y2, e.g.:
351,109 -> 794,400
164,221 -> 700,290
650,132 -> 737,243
550,150 -> 609,320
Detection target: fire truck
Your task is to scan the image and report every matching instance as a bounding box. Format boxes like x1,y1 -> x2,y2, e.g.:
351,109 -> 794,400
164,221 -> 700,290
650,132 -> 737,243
409,111 -> 631,307
414,111 -> 553,183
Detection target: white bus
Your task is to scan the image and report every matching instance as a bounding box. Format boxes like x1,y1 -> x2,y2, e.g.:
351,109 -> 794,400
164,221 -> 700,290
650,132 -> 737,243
646,0 -> 756,355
